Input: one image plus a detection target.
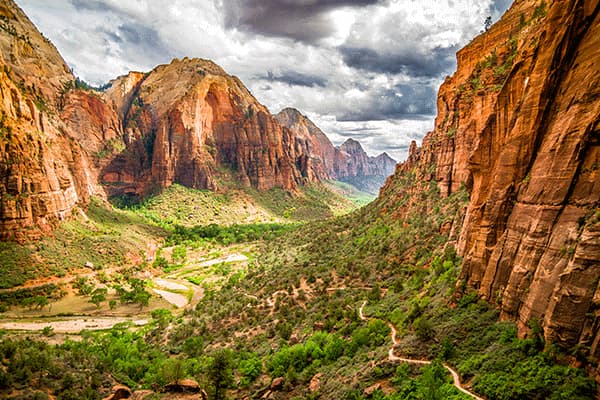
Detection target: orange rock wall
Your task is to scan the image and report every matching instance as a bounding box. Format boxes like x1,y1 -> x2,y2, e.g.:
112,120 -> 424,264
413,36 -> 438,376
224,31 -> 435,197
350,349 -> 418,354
102,58 -> 312,197
380,0 -> 600,374
0,1 -> 95,240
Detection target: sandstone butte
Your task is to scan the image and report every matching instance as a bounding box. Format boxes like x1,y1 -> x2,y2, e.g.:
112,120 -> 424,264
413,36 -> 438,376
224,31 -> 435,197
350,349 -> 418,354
379,0 -> 600,380
0,0 -> 393,242
275,107 -> 396,194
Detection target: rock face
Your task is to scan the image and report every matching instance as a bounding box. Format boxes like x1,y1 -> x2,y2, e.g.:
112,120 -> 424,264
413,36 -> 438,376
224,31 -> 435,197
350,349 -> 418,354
0,0 -> 98,240
337,138 -> 397,193
102,59 -> 317,199
275,107 -> 341,181
276,108 -> 396,194
380,0 -> 600,377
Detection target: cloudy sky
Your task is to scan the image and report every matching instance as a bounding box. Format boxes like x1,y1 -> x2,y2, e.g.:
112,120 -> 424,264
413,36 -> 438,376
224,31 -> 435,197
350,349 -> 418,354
17,0 -> 512,160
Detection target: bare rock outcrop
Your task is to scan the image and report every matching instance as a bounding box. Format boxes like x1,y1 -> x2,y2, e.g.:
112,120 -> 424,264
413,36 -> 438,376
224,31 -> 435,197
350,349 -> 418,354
101,58 -> 322,200
337,138 -> 396,194
1,0 -> 360,240
0,0 -> 96,240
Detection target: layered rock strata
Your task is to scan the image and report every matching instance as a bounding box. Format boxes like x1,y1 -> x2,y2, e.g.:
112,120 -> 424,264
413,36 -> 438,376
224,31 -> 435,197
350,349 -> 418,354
0,1 -> 94,240
1,0 -> 389,240
380,0 -> 600,375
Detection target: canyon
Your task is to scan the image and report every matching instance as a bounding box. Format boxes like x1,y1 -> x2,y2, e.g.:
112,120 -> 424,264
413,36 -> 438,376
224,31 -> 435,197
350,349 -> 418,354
276,108 -> 396,194
0,0 -> 599,394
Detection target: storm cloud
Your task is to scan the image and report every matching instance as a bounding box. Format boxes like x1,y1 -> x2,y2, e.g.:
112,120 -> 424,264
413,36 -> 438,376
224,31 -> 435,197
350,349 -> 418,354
336,84 -> 437,121
222,0 -> 379,43
339,46 -> 458,78
262,70 -> 327,88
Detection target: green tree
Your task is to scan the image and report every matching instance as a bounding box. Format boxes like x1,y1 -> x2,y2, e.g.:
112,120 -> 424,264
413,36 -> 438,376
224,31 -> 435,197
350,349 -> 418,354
484,16 -> 492,31
34,296 -> 48,310
418,360 -> 447,400
275,321 -> 292,340
134,290 -> 151,308
151,308 -> 173,329
414,317 -> 434,341
90,288 -> 107,308
324,334 -> 345,361
182,336 -> 204,358
172,245 -> 187,263
238,353 -> 262,386
207,349 -> 234,400
160,358 -> 185,385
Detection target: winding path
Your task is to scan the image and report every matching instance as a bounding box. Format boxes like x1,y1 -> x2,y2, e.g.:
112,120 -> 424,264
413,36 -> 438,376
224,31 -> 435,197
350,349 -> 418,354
359,301 -> 484,400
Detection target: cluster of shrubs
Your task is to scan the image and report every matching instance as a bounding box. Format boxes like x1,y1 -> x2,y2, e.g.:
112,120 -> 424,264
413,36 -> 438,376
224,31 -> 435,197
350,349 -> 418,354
167,223 -> 293,246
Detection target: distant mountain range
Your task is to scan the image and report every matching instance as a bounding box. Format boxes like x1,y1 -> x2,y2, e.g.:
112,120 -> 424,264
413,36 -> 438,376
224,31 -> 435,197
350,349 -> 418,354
275,108 -> 396,194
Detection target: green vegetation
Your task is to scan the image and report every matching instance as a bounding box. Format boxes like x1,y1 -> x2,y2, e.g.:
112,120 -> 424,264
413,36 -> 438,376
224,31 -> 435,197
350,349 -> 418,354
166,223 -> 292,246
2,2 -> 593,397
93,137 -> 126,158
532,0 -> 547,19
0,242 -> 38,288
111,182 -> 360,228
465,34 -> 520,98
0,179 -> 361,293
61,77 -> 104,93
113,278 -> 152,308
0,191 -> 595,399
325,180 -> 376,207
0,162 -> 594,399
246,183 -> 360,220
0,198 -> 165,292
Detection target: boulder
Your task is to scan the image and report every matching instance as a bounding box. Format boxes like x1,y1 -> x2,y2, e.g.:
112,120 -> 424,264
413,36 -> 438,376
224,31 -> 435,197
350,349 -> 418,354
102,384 -> 131,400
165,378 -> 201,393
270,376 -> 285,391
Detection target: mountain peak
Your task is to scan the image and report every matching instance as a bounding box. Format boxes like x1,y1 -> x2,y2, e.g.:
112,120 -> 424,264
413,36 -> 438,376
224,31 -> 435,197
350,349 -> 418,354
376,152 -> 395,162
278,107 -> 304,117
339,138 -> 364,154
165,56 -> 228,76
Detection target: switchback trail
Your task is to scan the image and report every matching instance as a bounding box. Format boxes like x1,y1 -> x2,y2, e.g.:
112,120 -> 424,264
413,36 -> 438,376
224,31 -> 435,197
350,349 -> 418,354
359,301 -> 484,400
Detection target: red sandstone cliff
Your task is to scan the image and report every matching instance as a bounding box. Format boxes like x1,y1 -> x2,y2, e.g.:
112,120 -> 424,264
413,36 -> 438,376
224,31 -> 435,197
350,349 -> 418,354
275,107 -> 340,181
100,59 -> 334,200
379,0 -> 600,377
276,108 -> 396,194
0,1 -> 101,241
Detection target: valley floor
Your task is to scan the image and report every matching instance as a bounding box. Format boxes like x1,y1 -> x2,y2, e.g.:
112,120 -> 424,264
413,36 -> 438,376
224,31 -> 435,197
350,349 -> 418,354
0,186 -> 596,400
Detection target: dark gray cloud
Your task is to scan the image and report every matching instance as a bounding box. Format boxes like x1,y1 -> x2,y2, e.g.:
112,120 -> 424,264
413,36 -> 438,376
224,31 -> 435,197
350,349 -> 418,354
339,45 -> 458,78
222,0 -> 379,42
70,0 -> 123,13
118,23 -> 163,48
336,131 -> 374,139
69,0 -> 170,56
261,70 -> 327,88
83,22 -> 174,76
337,83 -> 437,121
372,142 -> 411,151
